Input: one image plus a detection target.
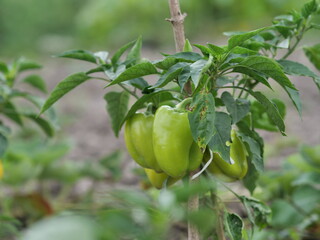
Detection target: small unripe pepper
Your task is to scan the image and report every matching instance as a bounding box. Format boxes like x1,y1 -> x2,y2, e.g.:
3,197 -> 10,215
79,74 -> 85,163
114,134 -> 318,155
153,99 -> 203,178
124,112 -> 162,172
205,130 -> 248,182
144,168 -> 178,189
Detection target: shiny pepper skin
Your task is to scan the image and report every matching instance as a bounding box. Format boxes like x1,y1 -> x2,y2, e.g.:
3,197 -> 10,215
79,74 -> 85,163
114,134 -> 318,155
205,130 -> 248,182
124,113 -> 162,172
153,105 -> 203,178
144,168 -> 178,189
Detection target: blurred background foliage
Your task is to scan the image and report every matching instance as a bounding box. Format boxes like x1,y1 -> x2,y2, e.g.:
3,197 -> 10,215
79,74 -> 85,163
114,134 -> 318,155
0,0 -> 313,58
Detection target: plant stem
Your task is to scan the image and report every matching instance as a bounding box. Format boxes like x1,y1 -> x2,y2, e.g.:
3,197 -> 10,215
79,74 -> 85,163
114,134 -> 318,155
167,0 -> 192,96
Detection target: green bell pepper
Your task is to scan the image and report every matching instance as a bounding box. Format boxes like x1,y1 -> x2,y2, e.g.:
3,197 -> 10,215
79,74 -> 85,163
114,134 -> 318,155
124,113 -> 162,172
205,130 -> 248,182
153,100 -> 203,178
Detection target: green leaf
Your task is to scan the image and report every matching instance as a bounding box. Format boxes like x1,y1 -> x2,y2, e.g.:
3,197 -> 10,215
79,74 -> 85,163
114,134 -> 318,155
3,102 -> 23,126
285,87 -> 302,116
56,50 -> 97,63
292,172 -> 320,186
278,59 -> 320,90
178,65 -> 191,91
126,36 -> 142,64
124,78 -> 149,90
22,113 -> 55,137
225,212 -> 243,240
107,62 -> 158,87
221,92 -> 250,124
238,134 -> 263,172
239,56 -> 296,90
0,61 -> 8,74
270,200 -> 304,228
231,46 -> 259,55
22,75 -> 47,93
169,52 -> 203,62
242,160 -> 260,193
301,0 -> 318,18
228,27 -> 268,50
104,91 -> 130,137
193,44 -> 211,56
153,57 -> 179,70
303,43 -> 320,71
251,91 -> 286,135
232,67 -> 272,89
292,185 -> 320,214
0,133 -> 8,157
208,112 -> 232,163
240,196 -> 271,229
40,72 -> 91,114
111,40 -> 136,65
207,43 -> 226,56
188,92 -> 215,149
183,39 -> 193,52
16,59 -> 42,72
152,62 -> 188,89
190,55 -> 213,88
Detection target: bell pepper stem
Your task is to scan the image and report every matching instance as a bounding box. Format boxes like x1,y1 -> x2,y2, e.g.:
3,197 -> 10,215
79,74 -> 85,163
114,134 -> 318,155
176,97 -> 192,111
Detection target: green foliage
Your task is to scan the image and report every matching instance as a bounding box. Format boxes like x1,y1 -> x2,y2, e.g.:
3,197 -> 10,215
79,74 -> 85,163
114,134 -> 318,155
253,144 -> 320,239
0,58 -> 56,156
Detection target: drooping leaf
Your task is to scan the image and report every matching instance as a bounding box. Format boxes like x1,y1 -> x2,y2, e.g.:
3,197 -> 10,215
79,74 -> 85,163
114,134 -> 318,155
22,113 -> 55,137
178,65 -> 191,91
228,27 -> 268,50
188,92 -> 215,149
221,92 -> 250,124
285,87 -> 302,116
16,59 -> 42,72
40,72 -> 91,114
124,78 -> 149,90
208,112 -> 232,163
251,91 -> 286,135
232,67 -> 272,89
3,102 -> 23,126
303,43 -> 320,71
243,160 -> 260,193
107,62 -> 158,87
152,62 -> 188,89
279,59 -> 320,90
56,50 -> 97,63
22,75 -> 47,93
0,62 -> 8,74
153,57 -> 179,70
238,133 -> 263,172
104,91 -> 130,137
190,55 -> 213,88
240,196 -> 271,229
225,212 -> 243,240
238,56 -> 296,90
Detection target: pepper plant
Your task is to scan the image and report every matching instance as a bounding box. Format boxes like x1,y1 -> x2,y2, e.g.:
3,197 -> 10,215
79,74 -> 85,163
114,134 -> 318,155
39,0 -> 320,239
